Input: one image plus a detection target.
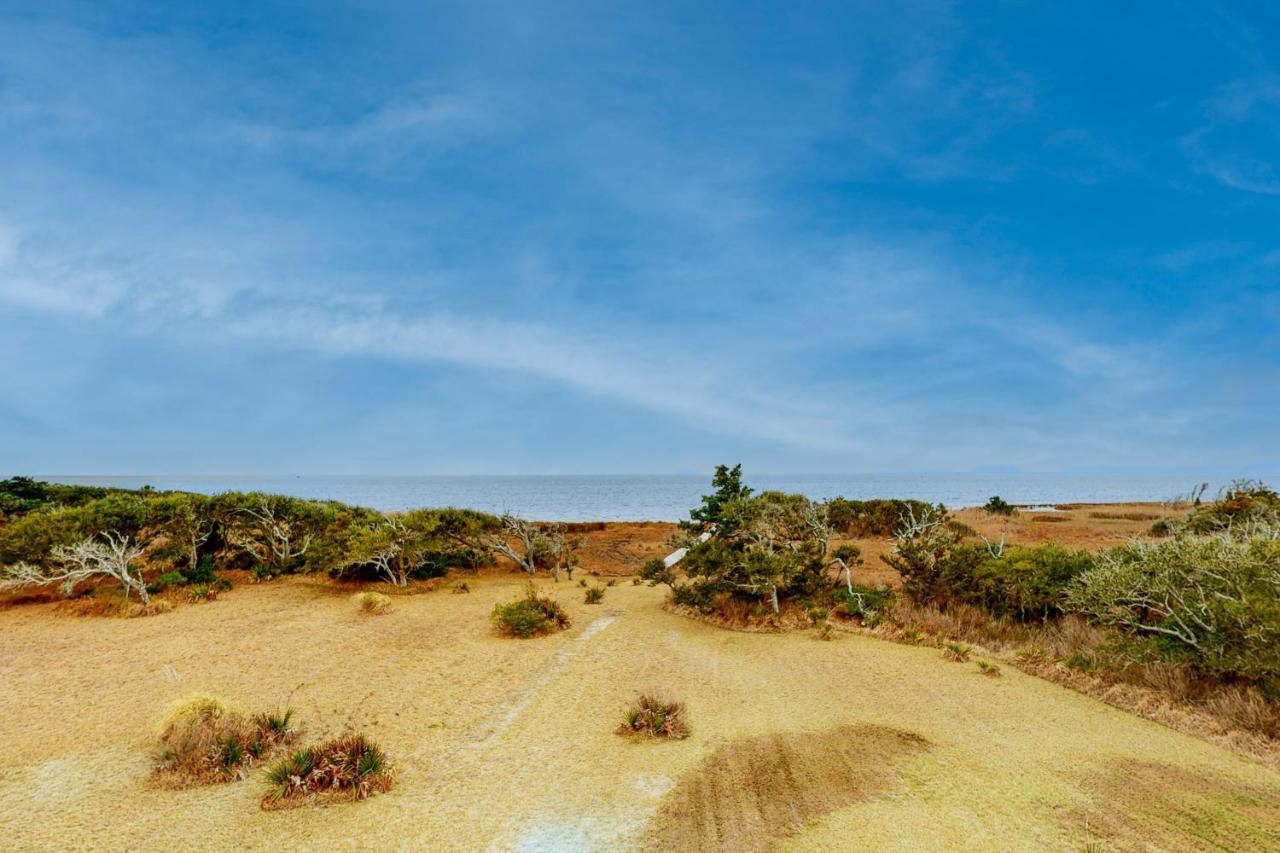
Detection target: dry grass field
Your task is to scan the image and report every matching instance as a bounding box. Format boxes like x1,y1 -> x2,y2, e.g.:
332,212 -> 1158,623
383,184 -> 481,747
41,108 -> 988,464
2,503 -> 1278,851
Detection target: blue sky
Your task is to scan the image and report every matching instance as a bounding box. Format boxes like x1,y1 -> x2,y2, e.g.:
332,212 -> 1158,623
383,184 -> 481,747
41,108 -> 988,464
0,1 -> 1277,475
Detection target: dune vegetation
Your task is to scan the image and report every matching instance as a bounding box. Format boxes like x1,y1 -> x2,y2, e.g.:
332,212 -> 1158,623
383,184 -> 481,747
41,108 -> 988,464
1,471 -> 1279,849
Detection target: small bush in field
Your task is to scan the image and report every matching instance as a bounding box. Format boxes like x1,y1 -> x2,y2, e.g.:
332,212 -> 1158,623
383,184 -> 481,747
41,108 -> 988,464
943,641 -> 971,662
353,591 -> 392,615
187,584 -> 217,602
261,733 -> 394,809
983,496 -> 1015,516
578,579 -> 588,587
617,694 -> 690,740
451,581 -> 470,594
491,582 -> 570,637
977,660 -> 1001,677
584,585 -> 605,604
152,694 -> 298,787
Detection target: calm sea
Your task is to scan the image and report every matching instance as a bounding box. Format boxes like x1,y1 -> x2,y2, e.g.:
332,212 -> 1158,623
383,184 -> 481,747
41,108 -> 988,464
36,474 -> 1225,521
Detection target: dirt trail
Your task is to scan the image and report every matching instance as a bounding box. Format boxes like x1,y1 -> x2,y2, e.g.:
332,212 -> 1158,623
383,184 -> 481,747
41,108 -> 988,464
1,574 -> 1277,851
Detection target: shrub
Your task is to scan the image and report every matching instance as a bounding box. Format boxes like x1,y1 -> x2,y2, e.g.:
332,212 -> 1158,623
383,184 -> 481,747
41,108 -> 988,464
262,733 -> 394,808
942,641 -> 971,662
982,496 -> 1015,516
148,571 -> 187,594
451,581 -> 470,594
1181,480 -> 1280,534
836,585 -> 895,621
152,694 -> 298,787
353,591 -> 392,615
185,553 -> 218,585
1067,534 -> 1280,688
885,520 -> 1093,621
584,585 -> 605,604
490,583 -> 570,637
976,660 -> 1001,677
825,498 -> 936,536
187,584 -> 217,602
617,694 -> 690,739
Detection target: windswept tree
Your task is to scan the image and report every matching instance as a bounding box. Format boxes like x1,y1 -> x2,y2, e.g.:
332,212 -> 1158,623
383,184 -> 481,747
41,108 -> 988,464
654,469 -> 834,615
221,493 -> 328,577
149,493 -> 214,576
481,515 -> 565,579
1,532 -> 150,603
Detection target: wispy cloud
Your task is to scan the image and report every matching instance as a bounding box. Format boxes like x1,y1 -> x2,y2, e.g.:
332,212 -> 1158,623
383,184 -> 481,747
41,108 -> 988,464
1183,77 -> 1280,195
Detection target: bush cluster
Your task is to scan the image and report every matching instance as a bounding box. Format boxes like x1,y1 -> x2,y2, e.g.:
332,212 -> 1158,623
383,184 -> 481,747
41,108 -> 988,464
0,479 -> 503,606
152,694 -> 298,787
262,733 -> 394,808
825,497 -> 937,536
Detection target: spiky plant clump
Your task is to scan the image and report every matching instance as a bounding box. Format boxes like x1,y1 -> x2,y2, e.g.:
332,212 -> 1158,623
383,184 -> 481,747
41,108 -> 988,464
943,641 -> 971,662
977,660 -> 1002,677
584,585 -> 605,604
616,694 -> 690,740
353,591 -> 392,615
261,733 -> 394,809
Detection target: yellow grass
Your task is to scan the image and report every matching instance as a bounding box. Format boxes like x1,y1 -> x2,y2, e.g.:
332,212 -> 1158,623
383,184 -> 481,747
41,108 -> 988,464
352,591 -> 392,615
1,573 -> 1277,850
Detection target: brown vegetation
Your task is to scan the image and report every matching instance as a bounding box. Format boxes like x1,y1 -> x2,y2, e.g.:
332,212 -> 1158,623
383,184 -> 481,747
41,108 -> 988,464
1068,760 -> 1280,850
644,725 -> 928,852
616,694 -> 689,740
261,733 -> 394,809
152,694 -> 298,787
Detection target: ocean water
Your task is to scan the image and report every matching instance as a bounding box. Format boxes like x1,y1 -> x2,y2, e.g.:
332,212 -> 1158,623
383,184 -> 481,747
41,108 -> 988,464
38,473 -> 1221,521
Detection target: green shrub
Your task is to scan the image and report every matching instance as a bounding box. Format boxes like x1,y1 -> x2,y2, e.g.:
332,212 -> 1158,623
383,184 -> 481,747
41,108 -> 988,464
976,660 -> 1001,677
187,584 -> 215,602
584,585 -> 605,604
1068,534 -> 1280,688
1180,481 -> 1280,533
490,583 -> 570,637
836,585 -> 895,620
148,571 -> 188,593
185,554 -> 218,584
942,641 -> 971,662
825,498 -> 937,536
982,496 -> 1015,516
885,524 -> 1092,622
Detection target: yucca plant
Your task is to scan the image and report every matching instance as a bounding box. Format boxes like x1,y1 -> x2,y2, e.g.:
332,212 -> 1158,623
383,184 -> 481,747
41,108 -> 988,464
262,733 -> 394,809
616,693 -> 690,740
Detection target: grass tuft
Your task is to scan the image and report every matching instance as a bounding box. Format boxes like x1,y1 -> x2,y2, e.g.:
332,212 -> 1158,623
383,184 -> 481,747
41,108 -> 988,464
352,591 -> 392,615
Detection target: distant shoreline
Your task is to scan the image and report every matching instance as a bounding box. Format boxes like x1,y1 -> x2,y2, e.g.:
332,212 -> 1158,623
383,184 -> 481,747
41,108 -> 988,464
26,473 -> 1233,522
